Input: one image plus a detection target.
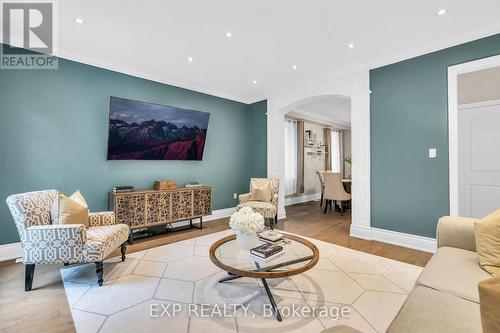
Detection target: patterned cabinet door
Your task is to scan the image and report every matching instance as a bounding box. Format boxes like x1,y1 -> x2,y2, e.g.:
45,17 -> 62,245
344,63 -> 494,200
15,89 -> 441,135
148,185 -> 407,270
145,192 -> 171,225
193,188 -> 212,216
115,194 -> 145,228
171,190 -> 193,221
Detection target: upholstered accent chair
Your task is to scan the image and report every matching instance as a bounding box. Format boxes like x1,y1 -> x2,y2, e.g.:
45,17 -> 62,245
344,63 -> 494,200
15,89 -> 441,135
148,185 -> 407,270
6,190 -> 130,291
237,178 -> 279,227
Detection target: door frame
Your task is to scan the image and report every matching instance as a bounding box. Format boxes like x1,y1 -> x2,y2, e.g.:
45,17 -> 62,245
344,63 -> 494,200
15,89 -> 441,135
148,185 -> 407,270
447,54 -> 500,215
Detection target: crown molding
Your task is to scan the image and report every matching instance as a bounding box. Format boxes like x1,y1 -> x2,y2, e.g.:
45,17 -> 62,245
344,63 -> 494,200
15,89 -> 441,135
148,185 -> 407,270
55,48 -> 259,105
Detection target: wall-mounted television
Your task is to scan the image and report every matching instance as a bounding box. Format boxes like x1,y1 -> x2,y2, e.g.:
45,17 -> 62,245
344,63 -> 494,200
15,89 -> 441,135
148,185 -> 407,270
107,96 -> 210,160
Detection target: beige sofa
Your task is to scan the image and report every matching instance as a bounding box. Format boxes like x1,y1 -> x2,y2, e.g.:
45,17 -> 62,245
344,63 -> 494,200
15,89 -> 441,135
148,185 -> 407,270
388,216 -> 492,333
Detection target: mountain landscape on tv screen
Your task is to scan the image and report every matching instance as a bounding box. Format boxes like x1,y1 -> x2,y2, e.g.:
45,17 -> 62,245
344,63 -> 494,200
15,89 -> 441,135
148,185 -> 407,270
107,97 -> 210,160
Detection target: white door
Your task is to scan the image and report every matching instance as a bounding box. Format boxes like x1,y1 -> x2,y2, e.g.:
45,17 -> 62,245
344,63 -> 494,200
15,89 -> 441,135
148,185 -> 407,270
458,100 -> 500,218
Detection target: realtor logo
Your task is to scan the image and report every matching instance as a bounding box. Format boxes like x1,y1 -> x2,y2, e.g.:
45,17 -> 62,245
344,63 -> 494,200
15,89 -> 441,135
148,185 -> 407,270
1,1 -> 58,69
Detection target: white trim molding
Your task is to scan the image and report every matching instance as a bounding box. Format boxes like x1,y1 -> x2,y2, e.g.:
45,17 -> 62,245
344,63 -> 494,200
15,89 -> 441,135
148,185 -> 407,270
0,242 -> 22,262
285,193 -> 321,206
350,225 -> 437,253
0,207 -> 237,262
447,54 -> 500,216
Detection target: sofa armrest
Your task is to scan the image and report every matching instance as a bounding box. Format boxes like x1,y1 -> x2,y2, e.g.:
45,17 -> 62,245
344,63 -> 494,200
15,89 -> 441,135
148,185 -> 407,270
89,211 -> 116,227
239,193 -> 251,203
437,216 -> 477,251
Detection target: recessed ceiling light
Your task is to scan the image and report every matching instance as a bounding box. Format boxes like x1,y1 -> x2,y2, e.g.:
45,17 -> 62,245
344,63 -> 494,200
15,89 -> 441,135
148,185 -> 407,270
348,43 -> 355,49
74,17 -> 85,24
187,56 -> 194,63
292,65 -> 298,70
225,31 -> 233,38
252,80 -> 257,85
437,9 -> 447,16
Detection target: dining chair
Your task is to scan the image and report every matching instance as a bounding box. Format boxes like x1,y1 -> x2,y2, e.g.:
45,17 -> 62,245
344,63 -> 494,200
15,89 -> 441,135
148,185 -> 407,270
323,172 -> 351,215
317,170 -> 332,207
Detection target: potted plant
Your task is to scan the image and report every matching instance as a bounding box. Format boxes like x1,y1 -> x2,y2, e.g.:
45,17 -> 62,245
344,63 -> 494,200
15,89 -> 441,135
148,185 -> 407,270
229,207 -> 265,250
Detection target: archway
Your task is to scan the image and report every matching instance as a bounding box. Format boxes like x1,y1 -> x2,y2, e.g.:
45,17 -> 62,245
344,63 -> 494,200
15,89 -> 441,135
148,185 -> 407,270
266,72 -> 371,238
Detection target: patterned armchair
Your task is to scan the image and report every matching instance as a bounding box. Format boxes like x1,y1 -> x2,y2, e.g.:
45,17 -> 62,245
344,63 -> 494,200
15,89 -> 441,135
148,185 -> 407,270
6,190 -> 130,291
237,178 -> 279,227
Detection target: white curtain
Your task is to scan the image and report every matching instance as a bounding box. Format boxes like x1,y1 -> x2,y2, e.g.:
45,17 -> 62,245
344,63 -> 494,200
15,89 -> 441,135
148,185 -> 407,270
284,120 -> 298,195
331,130 -> 342,173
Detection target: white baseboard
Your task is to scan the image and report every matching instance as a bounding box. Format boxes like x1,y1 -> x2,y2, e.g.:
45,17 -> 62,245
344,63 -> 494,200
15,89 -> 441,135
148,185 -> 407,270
285,193 -> 321,206
350,225 -> 437,253
204,207 -> 236,222
0,207 -> 238,262
0,242 -> 22,262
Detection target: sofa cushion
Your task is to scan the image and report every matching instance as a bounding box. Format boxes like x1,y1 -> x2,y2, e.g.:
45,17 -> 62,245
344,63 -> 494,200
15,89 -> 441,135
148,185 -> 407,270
478,276 -> 500,333
417,247 -> 491,303
387,286 -> 482,333
83,224 -> 129,262
474,209 -> 500,275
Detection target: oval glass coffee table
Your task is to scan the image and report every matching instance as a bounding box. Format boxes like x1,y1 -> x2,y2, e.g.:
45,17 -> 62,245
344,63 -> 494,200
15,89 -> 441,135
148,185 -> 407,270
209,233 -> 319,321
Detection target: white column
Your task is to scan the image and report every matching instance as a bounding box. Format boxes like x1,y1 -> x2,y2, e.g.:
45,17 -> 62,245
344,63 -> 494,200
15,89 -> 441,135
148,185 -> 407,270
349,73 -> 372,238
267,99 -> 287,219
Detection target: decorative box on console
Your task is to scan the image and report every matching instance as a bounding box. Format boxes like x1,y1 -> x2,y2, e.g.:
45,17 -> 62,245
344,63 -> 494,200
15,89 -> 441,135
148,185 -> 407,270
154,179 -> 177,190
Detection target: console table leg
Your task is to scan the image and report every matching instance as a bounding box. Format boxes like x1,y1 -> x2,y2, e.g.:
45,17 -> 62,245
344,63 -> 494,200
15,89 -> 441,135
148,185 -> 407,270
200,216 -> 203,229
128,231 -> 134,245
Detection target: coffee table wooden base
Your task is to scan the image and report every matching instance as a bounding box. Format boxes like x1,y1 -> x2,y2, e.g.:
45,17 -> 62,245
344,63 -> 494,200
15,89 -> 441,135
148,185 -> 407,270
218,255 -> 314,322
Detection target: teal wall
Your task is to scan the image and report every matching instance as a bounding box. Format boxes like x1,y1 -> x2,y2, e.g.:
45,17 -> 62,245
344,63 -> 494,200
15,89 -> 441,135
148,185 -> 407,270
0,54 -> 267,245
370,33 -> 500,238
247,100 -> 268,178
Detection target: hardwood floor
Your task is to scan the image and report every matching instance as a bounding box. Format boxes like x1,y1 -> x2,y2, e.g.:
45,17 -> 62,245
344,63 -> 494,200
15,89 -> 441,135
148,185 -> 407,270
0,201 -> 431,333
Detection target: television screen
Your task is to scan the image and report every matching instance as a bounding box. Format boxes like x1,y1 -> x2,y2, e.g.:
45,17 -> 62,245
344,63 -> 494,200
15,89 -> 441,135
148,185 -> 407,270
107,96 -> 210,160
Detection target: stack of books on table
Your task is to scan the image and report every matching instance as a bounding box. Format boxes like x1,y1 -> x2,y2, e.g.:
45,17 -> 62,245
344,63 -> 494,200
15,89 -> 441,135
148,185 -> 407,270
249,243 -> 284,264
112,186 -> 134,193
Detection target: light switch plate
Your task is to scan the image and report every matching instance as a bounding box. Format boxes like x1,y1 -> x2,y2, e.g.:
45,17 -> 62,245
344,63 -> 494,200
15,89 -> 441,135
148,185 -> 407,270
429,148 -> 437,158
233,193 -> 237,199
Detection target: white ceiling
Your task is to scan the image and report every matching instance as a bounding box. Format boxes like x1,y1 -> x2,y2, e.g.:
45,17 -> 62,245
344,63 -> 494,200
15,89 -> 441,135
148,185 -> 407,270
294,96 -> 351,127
4,0 -> 500,103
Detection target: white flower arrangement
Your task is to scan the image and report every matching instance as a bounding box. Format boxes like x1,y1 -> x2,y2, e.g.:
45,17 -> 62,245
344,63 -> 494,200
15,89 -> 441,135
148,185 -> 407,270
229,207 -> 265,234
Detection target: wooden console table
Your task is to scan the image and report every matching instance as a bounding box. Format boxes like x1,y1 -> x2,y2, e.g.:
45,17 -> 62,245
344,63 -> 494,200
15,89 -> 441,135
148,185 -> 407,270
109,186 -> 212,243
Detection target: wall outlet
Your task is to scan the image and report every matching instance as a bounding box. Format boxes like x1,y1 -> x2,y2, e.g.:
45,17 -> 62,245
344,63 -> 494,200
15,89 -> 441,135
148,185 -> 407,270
233,193 -> 237,199
429,148 -> 437,158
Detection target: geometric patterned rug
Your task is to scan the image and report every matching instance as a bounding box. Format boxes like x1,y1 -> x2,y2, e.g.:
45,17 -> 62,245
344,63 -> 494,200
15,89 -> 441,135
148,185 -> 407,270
61,229 -> 422,333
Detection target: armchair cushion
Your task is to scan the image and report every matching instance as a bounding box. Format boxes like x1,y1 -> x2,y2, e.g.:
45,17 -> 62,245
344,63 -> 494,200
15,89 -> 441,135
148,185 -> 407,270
51,192 -> 89,227
83,224 -> 129,262
70,189 -> 88,208
250,183 -> 272,202
23,224 -> 87,264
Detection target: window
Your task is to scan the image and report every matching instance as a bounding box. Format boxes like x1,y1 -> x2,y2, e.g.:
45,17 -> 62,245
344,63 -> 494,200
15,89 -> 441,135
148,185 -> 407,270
284,120 -> 298,195
331,129 -> 342,173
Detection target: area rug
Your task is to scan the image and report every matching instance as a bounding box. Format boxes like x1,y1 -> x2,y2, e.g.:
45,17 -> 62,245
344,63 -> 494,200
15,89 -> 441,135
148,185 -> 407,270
61,229 -> 422,333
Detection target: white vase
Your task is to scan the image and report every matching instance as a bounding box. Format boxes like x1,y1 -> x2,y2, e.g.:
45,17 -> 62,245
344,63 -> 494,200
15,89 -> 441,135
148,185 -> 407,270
236,232 -> 259,250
